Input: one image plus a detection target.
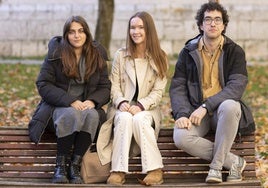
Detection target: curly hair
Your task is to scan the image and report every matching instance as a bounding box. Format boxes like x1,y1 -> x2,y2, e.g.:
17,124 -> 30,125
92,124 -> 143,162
195,2 -> 229,35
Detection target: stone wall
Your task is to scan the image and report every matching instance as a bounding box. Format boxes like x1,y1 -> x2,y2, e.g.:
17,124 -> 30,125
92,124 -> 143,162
0,0 -> 267,63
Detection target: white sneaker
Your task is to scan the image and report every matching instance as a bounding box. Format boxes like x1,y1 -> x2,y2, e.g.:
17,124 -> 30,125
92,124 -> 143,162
227,157 -> 246,182
205,168 -> 222,183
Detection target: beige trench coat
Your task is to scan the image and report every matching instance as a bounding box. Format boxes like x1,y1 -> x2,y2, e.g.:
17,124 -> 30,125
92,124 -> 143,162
97,48 -> 167,165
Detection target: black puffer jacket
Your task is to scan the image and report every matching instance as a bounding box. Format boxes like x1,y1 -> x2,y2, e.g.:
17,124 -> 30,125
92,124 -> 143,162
28,36 -> 111,144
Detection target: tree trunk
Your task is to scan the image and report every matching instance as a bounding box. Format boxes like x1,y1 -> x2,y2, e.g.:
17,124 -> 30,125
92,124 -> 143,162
95,0 -> 114,59
209,0 -> 220,3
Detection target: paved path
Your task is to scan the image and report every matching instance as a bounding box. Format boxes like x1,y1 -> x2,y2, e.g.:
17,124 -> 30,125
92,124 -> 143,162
0,59 -> 43,65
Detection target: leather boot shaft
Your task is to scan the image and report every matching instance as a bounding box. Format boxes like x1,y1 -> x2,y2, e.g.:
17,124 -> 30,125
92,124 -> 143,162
69,155 -> 83,184
52,155 -> 69,183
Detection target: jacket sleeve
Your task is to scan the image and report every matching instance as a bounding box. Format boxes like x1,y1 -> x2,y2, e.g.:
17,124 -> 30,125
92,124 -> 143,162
169,49 -> 194,120
36,58 -> 77,107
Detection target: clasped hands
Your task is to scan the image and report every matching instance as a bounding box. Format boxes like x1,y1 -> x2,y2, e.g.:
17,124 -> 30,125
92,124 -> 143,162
175,106 -> 207,130
71,100 -> 95,111
119,101 -> 142,115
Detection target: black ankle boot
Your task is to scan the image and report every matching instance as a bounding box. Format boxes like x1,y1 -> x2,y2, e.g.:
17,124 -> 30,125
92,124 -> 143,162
52,155 -> 69,183
69,155 -> 83,184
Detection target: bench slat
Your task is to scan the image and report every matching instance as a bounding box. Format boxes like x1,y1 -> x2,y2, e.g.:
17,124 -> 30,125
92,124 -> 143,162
129,156 -> 256,164
0,165 -> 55,172
0,172 -> 52,179
128,164 -> 256,172
0,129 -> 29,136
157,142 -> 255,150
0,136 -> 55,142
0,143 -> 57,150
0,150 -> 56,157
157,133 -> 255,142
160,149 -> 255,157
0,157 -> 55,163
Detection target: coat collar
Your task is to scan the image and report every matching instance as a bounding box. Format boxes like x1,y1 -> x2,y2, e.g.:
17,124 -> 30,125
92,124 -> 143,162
122,48 -> 159,77
185,34 -> 234,52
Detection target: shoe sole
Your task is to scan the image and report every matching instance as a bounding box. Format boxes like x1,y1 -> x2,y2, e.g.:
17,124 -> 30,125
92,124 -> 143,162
107,179 -> 125,185
138,178 -> 164,186
227,177 -> 242,182
52,178 -> 69,184
206,177 -> 222,183
70,179 -> 83,184
239,159 -> 247,174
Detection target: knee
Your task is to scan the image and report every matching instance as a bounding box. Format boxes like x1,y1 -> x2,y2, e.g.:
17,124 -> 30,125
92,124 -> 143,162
133,112 -> 151,122
85,108 -> 98,119
114,112 -> 132,128
116,111 -> 132,120
84,109 -> 99,126
173,128 -> 190,150
63,108 -> 79,119
132,112 -> 152,128
218,99 -> 241,117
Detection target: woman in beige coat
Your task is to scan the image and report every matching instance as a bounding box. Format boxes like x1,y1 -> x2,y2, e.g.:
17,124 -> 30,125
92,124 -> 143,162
97,11 -> 169,186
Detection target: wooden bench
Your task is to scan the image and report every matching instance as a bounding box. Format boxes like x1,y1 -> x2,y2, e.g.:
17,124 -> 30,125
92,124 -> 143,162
0,127 -> 261,187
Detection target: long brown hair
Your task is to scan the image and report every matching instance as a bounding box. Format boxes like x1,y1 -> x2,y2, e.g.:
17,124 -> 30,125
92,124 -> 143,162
61,15 -> 106,80
126,11 -> 168,79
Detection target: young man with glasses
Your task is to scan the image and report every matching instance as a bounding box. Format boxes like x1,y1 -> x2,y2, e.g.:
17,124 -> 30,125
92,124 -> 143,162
169,2 -> 255,183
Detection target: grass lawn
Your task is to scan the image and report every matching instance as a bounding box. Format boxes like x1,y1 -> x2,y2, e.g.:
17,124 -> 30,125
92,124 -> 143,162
0,62 -> 267,186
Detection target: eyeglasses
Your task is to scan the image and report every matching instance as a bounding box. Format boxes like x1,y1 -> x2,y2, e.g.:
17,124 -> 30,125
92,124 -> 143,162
203,17 -> 223,25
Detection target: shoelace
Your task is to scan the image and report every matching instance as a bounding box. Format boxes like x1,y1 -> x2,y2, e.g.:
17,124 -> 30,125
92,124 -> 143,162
209,169 -> 221,177
58,165 -> 67,175
229,165 -> 241,176
72,165 -> 81,175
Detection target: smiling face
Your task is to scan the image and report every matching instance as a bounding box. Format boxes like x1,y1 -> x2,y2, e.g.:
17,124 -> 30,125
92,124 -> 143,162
200,10 -> 225,40
129,17 -> 146,46
67,21 -> 87,50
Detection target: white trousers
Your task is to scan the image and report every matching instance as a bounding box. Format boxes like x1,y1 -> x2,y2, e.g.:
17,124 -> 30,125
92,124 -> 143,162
111,110 -> 163,173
